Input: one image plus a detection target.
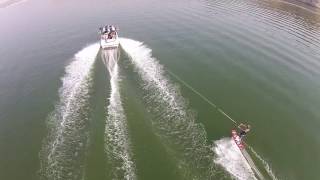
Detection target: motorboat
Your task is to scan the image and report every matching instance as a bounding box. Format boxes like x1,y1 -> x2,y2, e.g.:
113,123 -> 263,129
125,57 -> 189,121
99,25 -> 119,49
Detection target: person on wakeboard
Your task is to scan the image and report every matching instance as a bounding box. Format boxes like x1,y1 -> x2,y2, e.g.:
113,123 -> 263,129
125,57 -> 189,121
238,123 -> 251,139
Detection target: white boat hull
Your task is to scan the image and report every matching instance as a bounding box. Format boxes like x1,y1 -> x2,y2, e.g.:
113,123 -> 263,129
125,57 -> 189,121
100,38 -> 119,49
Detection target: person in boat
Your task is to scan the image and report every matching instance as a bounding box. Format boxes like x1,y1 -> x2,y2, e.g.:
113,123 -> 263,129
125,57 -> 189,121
110,26 -> 115,32
110,29 -> 117,39
238,123 -> 251,139
108,32 -> 112,39
101,26 -> 108,34
100,26 -> 108,40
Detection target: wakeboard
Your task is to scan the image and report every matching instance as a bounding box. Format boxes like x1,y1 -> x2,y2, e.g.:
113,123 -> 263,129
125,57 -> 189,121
231,129 -> 245,150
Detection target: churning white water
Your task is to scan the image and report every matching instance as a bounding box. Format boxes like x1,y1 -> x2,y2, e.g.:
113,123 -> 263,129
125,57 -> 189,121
40,43 -> 99,180
101,48 -> 136,180
120,38 -> 221,179
213,138 -> 258,180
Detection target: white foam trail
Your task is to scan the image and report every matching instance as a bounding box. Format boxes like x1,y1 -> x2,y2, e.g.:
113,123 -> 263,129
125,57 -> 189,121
101,49 -> 119,75
102,49 -> 136,180
242,149 -> 265,180
247,145 -> 279,180
213,138 -> 257,180
119,38 -> 183,120
120,38 -> 219,179
40,43 -> 99,180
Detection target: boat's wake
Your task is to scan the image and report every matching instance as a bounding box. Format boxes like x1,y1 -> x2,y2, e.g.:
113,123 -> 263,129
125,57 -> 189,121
120,38 -> 225,179
39,43 -> 99,180
38,37 -> 279,180
101,48 -> 136,180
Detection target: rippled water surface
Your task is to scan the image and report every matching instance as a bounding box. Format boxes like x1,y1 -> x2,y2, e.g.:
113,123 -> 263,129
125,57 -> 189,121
0,0 -> 320,179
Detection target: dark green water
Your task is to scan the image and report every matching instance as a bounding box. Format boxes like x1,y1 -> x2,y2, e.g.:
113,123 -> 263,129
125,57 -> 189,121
1,0 -> 320,179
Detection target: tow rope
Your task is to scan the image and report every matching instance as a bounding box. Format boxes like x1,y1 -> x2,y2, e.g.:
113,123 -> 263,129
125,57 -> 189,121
167,69 -> 239,125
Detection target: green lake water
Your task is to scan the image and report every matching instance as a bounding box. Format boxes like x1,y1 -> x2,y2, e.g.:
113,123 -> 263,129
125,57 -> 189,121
0,0 -> 320,179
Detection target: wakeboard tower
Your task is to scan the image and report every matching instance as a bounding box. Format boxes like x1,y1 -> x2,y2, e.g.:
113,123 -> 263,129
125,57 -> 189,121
231,129 -> 245,150
99,25 -> 119,49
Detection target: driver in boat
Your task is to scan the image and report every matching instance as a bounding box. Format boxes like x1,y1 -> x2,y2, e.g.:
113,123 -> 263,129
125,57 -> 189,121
100,26 -> 109,34
238,123 -> 251,139
108,32 -> 113,39
100,26 -> 109,40
105,25 -> 115,39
